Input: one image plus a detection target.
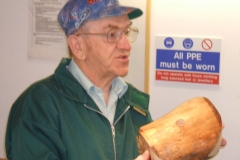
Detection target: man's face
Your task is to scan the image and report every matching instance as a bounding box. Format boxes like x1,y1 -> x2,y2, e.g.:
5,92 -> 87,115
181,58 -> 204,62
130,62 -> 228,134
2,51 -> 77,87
78,15 -> 132,79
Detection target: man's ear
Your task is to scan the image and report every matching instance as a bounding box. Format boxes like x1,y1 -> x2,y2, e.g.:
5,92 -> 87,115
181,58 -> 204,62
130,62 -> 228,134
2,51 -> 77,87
67,35 -> 86,60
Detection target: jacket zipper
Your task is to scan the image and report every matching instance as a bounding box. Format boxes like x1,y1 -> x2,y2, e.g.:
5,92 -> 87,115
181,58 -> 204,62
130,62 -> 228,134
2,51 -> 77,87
84,104 -> 130,160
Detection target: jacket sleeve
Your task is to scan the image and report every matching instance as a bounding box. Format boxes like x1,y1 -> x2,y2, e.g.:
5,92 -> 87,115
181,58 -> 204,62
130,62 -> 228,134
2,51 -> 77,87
7,118 -> 67,160
5,83 -> 67,160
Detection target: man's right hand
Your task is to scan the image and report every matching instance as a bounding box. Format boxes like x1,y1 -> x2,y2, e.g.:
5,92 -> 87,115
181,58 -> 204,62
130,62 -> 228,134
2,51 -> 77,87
134,150 -> 150,160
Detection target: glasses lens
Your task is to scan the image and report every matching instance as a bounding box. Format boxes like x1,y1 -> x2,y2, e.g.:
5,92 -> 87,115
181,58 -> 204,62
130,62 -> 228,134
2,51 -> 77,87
107,27 -> 138,43
107,28 -> 121,43
126,27 -> 138,43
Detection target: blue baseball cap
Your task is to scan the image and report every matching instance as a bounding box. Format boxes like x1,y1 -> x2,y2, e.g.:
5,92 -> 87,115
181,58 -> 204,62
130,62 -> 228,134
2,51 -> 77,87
58,0 -> 143,37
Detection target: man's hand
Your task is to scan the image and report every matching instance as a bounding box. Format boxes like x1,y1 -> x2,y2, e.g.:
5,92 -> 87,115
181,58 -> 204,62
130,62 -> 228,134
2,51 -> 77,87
221,137 -> 227,146
221,123 -> 227,147
134,150 -> 150,160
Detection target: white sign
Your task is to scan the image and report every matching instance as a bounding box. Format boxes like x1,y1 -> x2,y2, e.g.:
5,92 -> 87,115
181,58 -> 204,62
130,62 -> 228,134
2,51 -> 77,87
28,0 -> 68,60
155,36 -> 222,85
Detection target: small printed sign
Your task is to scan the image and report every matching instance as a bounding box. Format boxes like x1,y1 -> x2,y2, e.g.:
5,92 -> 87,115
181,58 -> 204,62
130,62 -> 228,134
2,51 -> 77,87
155,36 -> 221,85
164,37 -> 174,48
202,38 -> 213,50
183,38 -> 193,49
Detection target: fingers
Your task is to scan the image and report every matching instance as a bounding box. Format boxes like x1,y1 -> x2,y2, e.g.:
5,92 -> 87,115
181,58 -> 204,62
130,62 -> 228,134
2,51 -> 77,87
221,123 -> 227,146
134,150 -> 150,160
221,137 -> 227,147
141,150 -> 150,159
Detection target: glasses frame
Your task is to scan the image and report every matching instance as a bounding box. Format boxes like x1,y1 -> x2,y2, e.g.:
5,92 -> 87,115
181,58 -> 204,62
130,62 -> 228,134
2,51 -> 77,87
75,27 -> 139,43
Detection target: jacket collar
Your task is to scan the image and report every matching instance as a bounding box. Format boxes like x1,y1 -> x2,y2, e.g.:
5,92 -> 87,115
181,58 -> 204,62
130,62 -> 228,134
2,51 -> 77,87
54,58 -> 88,103
54,58 -> 150,112
124,83 -> 150,114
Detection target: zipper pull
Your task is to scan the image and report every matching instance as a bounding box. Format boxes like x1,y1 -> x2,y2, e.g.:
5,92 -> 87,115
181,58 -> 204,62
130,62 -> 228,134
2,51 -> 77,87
111,126 -> 115,138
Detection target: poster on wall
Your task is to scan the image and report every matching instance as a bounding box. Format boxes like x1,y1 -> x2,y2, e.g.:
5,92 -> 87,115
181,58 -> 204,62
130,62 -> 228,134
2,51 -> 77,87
28,0 -> 68,60
155,36 -> 221,85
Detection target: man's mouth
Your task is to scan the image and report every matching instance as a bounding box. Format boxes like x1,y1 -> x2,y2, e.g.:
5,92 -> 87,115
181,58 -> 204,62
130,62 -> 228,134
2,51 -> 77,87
119,55 -> 128,59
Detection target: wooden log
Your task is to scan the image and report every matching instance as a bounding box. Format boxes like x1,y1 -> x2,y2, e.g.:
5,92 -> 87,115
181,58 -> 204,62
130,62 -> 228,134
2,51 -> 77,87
138,97 -> 222,160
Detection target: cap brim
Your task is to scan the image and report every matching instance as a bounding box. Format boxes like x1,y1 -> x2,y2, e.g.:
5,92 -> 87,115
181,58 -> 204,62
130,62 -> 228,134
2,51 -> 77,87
89,5 -> 143,21
128,8 -> 143,19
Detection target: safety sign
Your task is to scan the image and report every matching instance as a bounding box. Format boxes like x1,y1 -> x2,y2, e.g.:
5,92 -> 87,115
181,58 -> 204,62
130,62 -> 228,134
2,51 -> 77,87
155,36 -> 222,85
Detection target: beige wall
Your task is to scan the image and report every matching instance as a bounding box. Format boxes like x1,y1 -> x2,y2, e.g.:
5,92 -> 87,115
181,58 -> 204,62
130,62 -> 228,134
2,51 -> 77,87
0,0 -> 147,158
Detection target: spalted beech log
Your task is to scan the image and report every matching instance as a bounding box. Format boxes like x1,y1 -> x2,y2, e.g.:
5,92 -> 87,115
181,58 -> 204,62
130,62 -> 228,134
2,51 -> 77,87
138,97 -> 222,160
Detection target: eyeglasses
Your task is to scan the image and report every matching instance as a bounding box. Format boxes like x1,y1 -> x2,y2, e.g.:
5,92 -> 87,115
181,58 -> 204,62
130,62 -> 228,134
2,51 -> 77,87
76,27 -> 139,43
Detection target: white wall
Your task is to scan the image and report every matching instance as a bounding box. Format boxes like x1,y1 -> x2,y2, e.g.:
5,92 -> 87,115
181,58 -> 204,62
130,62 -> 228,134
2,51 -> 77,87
0,0 -> 60,158
149,0 -> 240,159
120,0 -> 147,92
0,0 -> 146,158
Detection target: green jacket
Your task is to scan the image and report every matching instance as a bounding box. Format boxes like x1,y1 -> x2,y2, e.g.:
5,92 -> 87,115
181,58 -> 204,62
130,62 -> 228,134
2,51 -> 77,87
6,58 -> 152,160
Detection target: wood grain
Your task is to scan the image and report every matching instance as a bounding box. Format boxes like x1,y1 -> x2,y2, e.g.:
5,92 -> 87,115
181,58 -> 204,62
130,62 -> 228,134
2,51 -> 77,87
138,97 -> 222,160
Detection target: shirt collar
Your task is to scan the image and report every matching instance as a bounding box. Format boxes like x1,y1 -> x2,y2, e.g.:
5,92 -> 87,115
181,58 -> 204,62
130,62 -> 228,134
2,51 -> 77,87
66,58 -> 128,98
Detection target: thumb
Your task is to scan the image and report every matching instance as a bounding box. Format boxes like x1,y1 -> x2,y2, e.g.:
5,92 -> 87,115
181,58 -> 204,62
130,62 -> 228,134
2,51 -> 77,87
141,150 -> 150,159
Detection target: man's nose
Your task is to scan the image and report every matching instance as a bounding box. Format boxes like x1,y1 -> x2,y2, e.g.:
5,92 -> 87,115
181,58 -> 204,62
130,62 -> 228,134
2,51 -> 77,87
116,34 -> 132,51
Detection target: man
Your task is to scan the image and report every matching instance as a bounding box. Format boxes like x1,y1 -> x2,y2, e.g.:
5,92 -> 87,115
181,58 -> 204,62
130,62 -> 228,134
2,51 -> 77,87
6,0 -> 152,159
5,0 -> 226,160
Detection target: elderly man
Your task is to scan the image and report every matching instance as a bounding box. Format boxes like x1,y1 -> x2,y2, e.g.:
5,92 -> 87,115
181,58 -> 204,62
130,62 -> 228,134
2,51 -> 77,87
6,0 -> 152,159
5,0 -> 226,160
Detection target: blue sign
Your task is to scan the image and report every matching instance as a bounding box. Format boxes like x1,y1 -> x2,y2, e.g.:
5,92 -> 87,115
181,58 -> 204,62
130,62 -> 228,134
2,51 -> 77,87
164,37 -> 174,48
156,49 -> 220,73
183,38 -> 193,49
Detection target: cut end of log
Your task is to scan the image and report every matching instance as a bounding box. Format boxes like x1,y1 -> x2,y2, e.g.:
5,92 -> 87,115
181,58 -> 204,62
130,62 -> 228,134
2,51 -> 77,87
138,97 -> 222,160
